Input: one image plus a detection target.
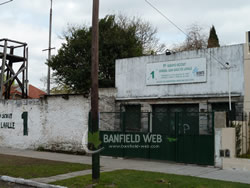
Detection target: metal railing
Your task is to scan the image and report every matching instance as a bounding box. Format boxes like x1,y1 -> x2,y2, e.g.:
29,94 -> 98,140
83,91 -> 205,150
99,112 -> 214,136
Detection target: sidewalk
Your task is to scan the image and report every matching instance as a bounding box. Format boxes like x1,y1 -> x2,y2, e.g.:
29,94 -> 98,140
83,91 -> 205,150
1,147 -> 250,185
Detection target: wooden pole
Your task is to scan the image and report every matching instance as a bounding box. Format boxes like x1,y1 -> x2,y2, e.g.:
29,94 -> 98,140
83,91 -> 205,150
91,0 -> 100,181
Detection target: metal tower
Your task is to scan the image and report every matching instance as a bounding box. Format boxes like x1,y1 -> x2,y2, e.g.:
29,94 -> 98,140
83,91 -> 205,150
0,38 -> 28,99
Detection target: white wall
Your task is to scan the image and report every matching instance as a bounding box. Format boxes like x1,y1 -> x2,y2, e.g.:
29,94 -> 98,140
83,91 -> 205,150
215,128 -> 236,168
215,128 -> 222,167
0,89 -> 116,152
116,44 -> 244,100
244,32 -> 250,113
0,96 -> 89,151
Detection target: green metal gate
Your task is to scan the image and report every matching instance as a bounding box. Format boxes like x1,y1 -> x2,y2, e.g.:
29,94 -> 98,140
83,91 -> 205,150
99,110 -> 214,166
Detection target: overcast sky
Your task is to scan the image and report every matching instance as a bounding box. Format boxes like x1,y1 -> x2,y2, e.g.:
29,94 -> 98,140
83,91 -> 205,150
0,0 -> 249,90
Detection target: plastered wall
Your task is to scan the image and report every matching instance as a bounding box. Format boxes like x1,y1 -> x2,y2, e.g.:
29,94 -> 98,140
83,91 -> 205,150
0,88 -> 116,152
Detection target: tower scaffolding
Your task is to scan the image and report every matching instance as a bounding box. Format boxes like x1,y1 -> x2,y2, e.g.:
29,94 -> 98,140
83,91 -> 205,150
0,38 -> 28,99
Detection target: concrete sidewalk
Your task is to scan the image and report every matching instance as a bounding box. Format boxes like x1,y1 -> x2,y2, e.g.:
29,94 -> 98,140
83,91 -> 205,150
1,147 -> 250,185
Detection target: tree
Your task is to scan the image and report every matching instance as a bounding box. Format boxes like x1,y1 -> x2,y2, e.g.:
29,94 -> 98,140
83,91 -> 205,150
40,75 -> 71,94
117,15 -> 166,54
172,24 -> 208,52
48,14 -> 164,93
207,25 -> 220,48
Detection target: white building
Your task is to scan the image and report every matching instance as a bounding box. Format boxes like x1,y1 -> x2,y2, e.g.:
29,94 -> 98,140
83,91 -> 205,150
115,42 -> 249,117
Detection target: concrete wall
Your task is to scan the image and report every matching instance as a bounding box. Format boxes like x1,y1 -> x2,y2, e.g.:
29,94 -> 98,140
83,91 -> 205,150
215,128 -> 222,167
221,128 -> 236,158
214,112 -> 226,128
215,128 -> 236,168
0,89 -> 116,152
116,44 -> 244,100
233,121 -> 250,155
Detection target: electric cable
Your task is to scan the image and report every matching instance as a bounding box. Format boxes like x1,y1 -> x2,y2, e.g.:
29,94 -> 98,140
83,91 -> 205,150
145,0 -> 228,68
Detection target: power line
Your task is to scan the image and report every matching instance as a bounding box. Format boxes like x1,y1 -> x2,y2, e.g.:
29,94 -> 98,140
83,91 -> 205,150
145,0 -> 187,39
145,0 -> 227,68
0,0 -> 13,6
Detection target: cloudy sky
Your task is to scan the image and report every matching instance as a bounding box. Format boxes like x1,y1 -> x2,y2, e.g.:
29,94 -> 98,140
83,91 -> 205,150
0,0 -> 249,90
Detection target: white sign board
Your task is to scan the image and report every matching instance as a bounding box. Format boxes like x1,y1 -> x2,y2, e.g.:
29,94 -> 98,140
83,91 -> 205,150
146,58 -> 206,85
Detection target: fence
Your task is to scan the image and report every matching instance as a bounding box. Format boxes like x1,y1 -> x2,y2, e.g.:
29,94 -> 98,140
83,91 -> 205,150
99,112 -> 214,165
227,112 -> 250,157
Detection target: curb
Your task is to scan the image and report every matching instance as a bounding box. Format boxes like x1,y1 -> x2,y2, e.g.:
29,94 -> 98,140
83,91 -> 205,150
0,176 -> 67,188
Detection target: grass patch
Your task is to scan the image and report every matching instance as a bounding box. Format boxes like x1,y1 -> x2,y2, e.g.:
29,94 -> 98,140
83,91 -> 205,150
239,153 -> 250,159
52,169 -> 250,188
0,154 -> 91,179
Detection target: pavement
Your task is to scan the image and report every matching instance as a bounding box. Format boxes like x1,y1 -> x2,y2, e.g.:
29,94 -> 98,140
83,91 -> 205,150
1,147 -> 250,185
0,180 -> 33,188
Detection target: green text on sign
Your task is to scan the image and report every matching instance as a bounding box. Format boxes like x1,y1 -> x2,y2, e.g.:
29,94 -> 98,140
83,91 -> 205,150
21,112 -> 28,136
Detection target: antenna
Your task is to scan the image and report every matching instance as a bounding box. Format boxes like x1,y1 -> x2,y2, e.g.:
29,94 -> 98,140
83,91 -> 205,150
44,0 -> 54,95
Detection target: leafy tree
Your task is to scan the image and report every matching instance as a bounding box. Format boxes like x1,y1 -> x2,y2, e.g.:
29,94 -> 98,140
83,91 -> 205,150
207,25 -> 220,48
40,75 -> 72,94
172,24 -> 208,52
117,15 -> 166,54
48,15 -> 163,93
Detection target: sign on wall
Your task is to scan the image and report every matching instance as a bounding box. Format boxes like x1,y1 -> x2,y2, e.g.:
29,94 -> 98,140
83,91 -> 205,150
0,112 -> 28,135
146,58 -> 207,85
0,113 -> 15,129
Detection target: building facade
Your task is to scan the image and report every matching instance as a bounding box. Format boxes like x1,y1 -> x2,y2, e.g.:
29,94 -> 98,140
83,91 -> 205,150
115,43 -> 247,132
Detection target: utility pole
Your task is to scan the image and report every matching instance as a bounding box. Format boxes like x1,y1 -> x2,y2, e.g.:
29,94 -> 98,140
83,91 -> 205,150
47,0 -> 53,95
226,62 -> 232,111
91,0 -> 100,181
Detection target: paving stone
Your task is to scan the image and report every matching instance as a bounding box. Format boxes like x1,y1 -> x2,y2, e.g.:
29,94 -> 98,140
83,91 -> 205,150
1,147 -> 250,185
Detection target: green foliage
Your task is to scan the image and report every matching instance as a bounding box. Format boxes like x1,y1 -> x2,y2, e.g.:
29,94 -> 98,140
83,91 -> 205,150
239,153 -> 250,159
207,25 -> 220,48
52,169 -> 250,188
51,84 -> 73,94
48,15 -> 148,93
232,122 -> 242,157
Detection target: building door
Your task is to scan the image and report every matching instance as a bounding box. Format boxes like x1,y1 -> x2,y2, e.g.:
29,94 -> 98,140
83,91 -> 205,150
151,104 -> 214,165
152,104 -> 199,135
